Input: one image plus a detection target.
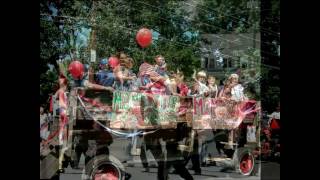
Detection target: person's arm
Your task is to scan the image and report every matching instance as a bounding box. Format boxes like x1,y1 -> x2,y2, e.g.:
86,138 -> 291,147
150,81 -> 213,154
122,76 -> 135,80
145,82 -> 154,89
114,67 -> 124,84
84,81 -> 114,92
88,67 -> 95,83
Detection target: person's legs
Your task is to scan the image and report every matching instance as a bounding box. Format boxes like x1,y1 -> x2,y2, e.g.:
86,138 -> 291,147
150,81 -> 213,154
191,137 -> 201,174
122,139 -> 132,163
140,141 -> 150,171
157,161 -> 169,180
184,154 -> 191,166
200,142 -> 208,165
216,141 -> 224,156
173,161 -> 194,180
149,139 -> 166,180
213,130 -> 223,156
191,153 -> 201,174
74,144 -> 84,168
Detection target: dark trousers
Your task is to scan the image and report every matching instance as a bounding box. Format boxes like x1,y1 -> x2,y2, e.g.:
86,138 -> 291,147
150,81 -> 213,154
155,143 -> 193,180
184,136 -> 201,173
75,144 -> 88,165
184,153 -> 201,173
140,140 -> 149,169
157,160 -> 193,180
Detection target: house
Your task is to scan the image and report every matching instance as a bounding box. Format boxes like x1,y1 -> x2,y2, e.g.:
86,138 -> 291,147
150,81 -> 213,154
199,33 -> 260,80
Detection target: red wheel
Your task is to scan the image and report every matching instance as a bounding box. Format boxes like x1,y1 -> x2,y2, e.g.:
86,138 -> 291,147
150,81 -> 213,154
233,147 -> 256,176
93,164 -> 120,180
83,155 -> 125,180
239,153 -> 254,175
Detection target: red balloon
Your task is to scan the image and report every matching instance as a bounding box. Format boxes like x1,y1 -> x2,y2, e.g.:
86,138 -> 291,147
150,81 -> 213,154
136,28 -> 152,48
68,60 -> 84,80
108,57 -> 119,69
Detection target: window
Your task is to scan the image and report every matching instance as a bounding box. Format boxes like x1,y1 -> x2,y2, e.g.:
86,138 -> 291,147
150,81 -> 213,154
223,58 -> 233,68
205,57 -> 209,69
208,58 -> 215,69
228,58 -> 233,67
242,63 -> 247,68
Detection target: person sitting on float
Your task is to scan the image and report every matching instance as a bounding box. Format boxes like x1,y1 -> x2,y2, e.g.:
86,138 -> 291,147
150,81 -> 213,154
114,53 -> 137,91
219,73 -> 247,150
229,73 -> 247,102
165,70 -> 189,96
125,57 -> 138,91
137,61 -> 166,95
136,61 -> 153,93
149,71 -> 167,95
175,70 -> 189,97
188,70 -> 209,96
207,75 -> 219,98
218,73 -> 246,101
96,58 -> 115,87
69,60 -> 113,92
154,55 -> 168,78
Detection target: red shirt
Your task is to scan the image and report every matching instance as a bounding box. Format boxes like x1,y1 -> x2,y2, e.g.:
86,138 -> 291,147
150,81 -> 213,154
177,83 -> 189,96
150,80 -> 166,95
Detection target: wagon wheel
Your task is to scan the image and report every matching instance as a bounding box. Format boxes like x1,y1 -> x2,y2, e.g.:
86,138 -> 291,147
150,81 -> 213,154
82,154 -> 125,180
233,147 -> 256,176
92,164 -> 120,180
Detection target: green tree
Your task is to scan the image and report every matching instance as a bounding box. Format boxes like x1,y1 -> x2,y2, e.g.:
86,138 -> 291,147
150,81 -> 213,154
193,0 -> 254,34
93,0 -> 201,77
40,0 -> 92,106
40,0 -> 203,105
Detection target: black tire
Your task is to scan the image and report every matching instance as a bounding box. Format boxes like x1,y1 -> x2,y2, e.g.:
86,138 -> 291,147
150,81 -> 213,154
82,154 -> 125,180
233,147 -> 256,176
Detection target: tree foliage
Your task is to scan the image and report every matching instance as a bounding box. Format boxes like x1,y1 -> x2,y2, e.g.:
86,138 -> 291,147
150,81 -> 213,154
40,0 -> 279,111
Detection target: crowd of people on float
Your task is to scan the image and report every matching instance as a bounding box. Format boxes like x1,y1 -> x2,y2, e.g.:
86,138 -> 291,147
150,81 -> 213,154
77,51 -> 247,101
41,52 -> 252,180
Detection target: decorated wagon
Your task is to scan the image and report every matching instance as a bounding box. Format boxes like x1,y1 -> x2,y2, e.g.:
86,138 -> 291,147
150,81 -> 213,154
40,84 -> 260,179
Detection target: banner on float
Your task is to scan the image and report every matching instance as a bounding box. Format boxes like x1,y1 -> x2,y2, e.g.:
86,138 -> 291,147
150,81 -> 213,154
110,91 -> 189,129
192,97 -> 256,130
80,90 -> 257,130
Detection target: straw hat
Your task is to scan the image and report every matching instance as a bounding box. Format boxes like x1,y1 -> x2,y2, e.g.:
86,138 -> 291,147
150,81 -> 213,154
229,73 -> 239,80
197,71 -> 207,78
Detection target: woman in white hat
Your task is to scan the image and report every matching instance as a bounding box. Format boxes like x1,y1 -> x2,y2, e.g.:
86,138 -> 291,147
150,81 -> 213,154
219,73 -> 246,101
189,70 -> 209,96
218,73 -> 247,149
229,73 -> 247,102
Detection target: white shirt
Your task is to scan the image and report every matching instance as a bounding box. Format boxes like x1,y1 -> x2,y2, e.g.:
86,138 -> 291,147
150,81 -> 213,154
198,82 -> 209,95
231,84 -> 245,101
